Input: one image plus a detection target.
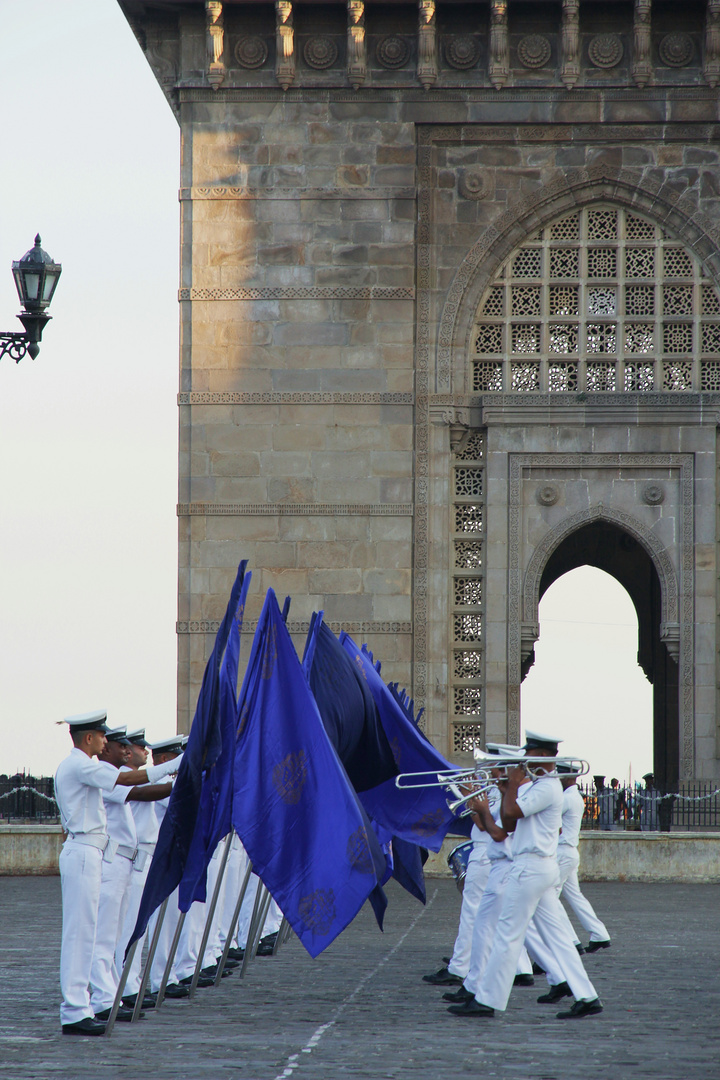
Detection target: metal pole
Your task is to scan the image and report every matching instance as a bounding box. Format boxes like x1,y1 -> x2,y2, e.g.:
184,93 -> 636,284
154,907 -> 187,1011
272,917 -> 289,956
188,833 -> 234,999
239,880 -> 268,979
104,938 -> 139,1038
131,896 -> 170,1023
242,887 -> 272,972
214,859 -> 254,986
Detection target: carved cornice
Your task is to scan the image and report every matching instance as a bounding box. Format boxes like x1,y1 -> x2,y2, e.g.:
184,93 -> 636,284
178,618 -> 413,634
178,391 -> 414,405
177,86 -> 720,104
179,286 -> 415,300
177,502 -> 414,515
181,186 -> 416,200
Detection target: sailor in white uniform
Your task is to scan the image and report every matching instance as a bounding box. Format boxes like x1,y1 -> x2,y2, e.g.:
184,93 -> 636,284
54,712 -> 182,1036
556,764 -> 611,954
448,731 -> 603,1021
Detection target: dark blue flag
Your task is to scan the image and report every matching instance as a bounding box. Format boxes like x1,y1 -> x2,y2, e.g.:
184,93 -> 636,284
128,561 -> 249,950
339,634 -> 470,853
232,590 -> 377,958
178,570 -> 251,909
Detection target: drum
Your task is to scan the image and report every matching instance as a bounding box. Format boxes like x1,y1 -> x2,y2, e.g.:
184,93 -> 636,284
447,840 -> 474,892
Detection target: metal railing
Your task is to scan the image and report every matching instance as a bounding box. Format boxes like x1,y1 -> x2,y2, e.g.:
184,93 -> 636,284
578,781 -> 720,832
0,773 -> 60,823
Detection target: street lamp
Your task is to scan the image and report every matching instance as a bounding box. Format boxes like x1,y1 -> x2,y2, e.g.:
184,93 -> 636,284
0,235 -> 62,362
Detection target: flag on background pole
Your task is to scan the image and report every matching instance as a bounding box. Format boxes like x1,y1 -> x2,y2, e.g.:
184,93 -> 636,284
232,590 -> 379,958
127,561 -> 249,950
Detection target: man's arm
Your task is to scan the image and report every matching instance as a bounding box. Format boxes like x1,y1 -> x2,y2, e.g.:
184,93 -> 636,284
500,766 -> 528,832
114,755 -> 183,787
126,782 -> 173,802
468,792 -> 508,842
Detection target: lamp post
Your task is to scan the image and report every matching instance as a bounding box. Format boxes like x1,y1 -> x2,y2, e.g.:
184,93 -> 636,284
0,235 -> 62,362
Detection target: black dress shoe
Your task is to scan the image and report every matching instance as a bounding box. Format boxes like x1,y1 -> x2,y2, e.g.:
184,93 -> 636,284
256,942 -> 276,956
200,964 -> 232,979
513,974 -> 535,987
260,932 -> 278,945
556,997 -> 604,1019
227,947 -> 244,961
537,982 -> 572,1004
585,939 -> 611,953
531,962 -> 546,975
442,956 -> 452,965
179,974 -> 215,988
442,986 -> 474,1003
575,943 -> 586,955
62,1017 -> 106,1036
122,993 -> 157,1010
447,1000 -> 495,1017
422,966 -> 462,986
94,1006 -> 142,1023
163,983 -> 191,999
218,958 -> 240,969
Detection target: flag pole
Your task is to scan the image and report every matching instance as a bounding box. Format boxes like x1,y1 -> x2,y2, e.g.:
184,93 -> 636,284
239,880 -> 268,978
240,884 -> 272,977
130,896 -> 170,1023
104,938 -> 140,1038
155,907 -> 187,1010
214,858 -> 254,986
188,831 -> 234,999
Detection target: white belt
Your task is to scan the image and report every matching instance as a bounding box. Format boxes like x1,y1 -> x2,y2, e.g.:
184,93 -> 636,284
138,842 -> 156,854
117,844 -> 139,861
67,832 -> 108,852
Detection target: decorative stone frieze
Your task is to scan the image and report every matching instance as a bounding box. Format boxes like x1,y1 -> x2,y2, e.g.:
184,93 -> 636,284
518,34 -> 551,69
377,35 -> 410,68
588,33 -> 623,69
303,36 -> 338,69
235,35 -> 268,68
659,33 -> 694,67
445,36 -> 479,70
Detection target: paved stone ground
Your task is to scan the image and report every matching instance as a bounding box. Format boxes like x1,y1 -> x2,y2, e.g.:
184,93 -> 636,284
0,875 -> 718,1080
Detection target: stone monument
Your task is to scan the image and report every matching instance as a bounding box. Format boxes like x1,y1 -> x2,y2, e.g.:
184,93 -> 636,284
118,0 -> 720,788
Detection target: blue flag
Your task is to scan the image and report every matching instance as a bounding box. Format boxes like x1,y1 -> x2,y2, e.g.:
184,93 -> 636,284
232,590 -> 377,958
177,570 -> 251,909
339,635 -> 470,854
128,561 -> 249,950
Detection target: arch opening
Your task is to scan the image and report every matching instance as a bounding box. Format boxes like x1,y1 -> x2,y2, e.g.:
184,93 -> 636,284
521,521 -> 678,790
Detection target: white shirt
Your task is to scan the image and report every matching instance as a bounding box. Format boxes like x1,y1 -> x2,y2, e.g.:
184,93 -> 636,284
558,785 -> 585,851
100,761 -> 137,849
512,774 -> 563,858
120,763 -> 159,843
54,748 -> 117,836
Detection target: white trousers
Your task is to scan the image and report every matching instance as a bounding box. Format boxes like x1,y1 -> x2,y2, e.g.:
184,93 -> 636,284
462,859 -> 536,994
524,916 -> 566,986
175,848 -> 227,980
236,874 -> 283,950
89,853 -> 134,1012
558,848 -> 610,942
447,849 -> 490,978
217,837 -> 250,951
115,856 -> 152,996
59,841 -> 103,1025
474,854 -> 598,1012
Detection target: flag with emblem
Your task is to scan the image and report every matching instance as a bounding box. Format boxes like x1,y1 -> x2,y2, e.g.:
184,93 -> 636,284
232,590 -> 379,958
339,634 -> 471,853
127,561 -> 249,951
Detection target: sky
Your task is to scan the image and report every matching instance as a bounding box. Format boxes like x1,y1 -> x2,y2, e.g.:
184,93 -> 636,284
0,2 -> 653,781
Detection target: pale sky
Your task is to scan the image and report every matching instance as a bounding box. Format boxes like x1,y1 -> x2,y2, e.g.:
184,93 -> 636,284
0,2 -> 653,780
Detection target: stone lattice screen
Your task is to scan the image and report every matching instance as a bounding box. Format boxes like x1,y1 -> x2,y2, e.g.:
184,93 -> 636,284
450,430 -> 486,752
472,205 -> 720,394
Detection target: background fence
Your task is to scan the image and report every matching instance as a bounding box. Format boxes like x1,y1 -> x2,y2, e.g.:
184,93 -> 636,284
0,774 -> 60,823
578,781 -> 720,832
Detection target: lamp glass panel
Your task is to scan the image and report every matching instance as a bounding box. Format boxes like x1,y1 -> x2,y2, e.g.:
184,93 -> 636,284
23,272 -> 40,300
42,272 -> 59,302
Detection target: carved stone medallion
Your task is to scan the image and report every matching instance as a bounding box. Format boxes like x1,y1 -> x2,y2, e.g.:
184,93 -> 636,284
458,170 -> 489,200
659,33 -> 694,67
377,35 -> 410,68
303,36 -> 338,69
234,35 -> 268,69
536,483 -> 559,506
642,483 -> 665,505
445,35 -> 479,70
588,33 -> 623,68
518,34 -> 551,69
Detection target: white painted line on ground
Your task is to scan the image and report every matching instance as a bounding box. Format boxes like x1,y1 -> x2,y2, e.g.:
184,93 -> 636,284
273,887 -> 439,1080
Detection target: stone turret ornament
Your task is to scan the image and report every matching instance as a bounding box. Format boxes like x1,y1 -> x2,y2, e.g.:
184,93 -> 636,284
488,0 -> 509,89
417,0 -> 438,90
705,0 -> 720,87
560,0 -> 580,88
347,0 -> 366,90
276,0 -> 295,90
206,1 -> 225,90
632,0 -> 652,87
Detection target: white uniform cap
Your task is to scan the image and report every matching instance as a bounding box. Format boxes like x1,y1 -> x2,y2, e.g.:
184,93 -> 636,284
150,735 -> 188,754
523,729 -> 563,753
62,710 -> 109,733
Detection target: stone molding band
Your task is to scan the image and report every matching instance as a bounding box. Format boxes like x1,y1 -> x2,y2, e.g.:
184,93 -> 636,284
178,392 -> 414,405
181,186 -> 416,201
177,87 -> 718,104
179,286 -> 415,301
177,503 -> 414,516
177,619 -> 413,635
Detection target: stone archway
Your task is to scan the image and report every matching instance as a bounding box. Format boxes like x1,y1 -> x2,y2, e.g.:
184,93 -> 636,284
525,519 -> 679,790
